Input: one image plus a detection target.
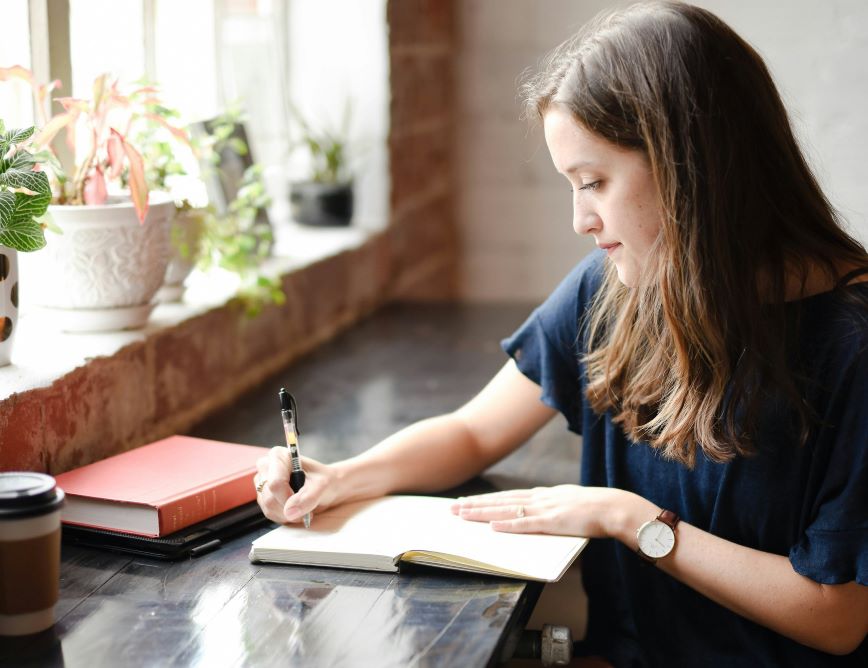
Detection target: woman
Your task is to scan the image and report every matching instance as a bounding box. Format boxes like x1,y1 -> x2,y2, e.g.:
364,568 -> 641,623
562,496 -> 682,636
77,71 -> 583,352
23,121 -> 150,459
256,3 -> 868,664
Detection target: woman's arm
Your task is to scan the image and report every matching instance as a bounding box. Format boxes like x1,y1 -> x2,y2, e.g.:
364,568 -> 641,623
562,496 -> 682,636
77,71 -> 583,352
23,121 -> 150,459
256,360 -> 557,523
616,495 -> 868,657
456,488 -> 868,656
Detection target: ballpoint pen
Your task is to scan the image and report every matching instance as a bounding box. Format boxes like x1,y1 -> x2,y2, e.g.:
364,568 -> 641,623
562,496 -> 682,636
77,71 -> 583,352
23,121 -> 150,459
279,388 -> 311,528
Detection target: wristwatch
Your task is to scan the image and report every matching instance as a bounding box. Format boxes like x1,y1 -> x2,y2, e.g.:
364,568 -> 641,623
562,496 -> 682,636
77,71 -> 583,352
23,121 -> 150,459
636,509 -> 680,564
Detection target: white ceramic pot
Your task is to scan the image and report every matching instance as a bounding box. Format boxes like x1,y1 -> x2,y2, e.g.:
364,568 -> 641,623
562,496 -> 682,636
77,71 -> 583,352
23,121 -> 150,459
156,206 -> 206,303
19,193 -> 174,332
0,246 -> 19,366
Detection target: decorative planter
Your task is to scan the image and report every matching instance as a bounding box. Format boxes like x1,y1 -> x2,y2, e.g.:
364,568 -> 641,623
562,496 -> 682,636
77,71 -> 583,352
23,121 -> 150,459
19,193 -> 174,332
289,181 -> 353,227
156,206 -> 207,303
0,246 -> 19,366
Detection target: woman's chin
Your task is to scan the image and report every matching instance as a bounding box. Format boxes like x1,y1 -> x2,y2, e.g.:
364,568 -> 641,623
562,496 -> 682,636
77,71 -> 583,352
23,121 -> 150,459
612,261 -> 638,288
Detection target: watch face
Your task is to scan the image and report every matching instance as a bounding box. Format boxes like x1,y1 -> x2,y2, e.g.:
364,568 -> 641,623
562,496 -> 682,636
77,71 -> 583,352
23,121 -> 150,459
637,519 -> 675,559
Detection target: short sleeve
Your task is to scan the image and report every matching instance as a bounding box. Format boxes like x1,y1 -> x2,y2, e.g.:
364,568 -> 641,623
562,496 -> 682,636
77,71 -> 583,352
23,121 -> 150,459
789,342 -> 868,585
501,251 -> 605,434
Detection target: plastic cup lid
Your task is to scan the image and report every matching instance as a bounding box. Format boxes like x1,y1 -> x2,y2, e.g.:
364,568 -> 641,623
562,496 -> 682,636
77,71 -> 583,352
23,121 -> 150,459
0,472 -> 65,519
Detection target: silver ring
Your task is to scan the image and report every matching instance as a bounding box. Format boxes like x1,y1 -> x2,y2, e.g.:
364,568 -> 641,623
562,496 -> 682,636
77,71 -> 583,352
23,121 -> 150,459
255,478 -> 268,493
516,505 -> 525,519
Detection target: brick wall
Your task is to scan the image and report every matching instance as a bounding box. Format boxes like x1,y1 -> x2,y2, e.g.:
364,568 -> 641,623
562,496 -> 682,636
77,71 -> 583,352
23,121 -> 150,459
0,0 -> 460,473
386,0 -> 458,300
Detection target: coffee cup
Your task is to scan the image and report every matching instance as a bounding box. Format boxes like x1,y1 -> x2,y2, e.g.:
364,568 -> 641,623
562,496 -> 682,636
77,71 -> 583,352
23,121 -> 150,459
0,472 -> 65,636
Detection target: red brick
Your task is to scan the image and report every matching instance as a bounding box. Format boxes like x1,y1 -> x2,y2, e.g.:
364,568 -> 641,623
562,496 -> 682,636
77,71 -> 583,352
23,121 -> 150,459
390,128 -> 452,210
390,54 -> 453,130
42,344 -> 154,473
0,393 -> 46,472
388,0 -> 454,47
152,308 -> 241,422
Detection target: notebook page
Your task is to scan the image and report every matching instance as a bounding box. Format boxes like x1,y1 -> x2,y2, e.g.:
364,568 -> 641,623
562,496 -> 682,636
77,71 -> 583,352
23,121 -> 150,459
251,496 -> 587,581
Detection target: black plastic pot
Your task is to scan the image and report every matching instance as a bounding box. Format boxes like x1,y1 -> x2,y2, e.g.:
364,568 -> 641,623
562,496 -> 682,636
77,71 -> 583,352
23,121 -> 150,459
289,181 -> 354,227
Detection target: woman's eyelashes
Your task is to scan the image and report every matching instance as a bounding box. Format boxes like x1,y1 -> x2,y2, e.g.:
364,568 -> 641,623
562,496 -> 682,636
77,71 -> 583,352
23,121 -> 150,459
569,181 -> 601,194
579,180 -> 601,191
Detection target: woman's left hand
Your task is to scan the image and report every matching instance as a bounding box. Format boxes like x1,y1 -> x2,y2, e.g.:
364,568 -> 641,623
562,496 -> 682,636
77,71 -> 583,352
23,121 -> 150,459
451,484 -> 635,538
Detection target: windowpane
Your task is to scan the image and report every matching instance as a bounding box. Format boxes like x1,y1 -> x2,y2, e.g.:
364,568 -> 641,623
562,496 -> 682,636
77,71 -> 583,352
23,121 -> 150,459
69,0 -> 145,96
215,0 -> 290,166
0,0 -> 34,128
153,0 -> 220,122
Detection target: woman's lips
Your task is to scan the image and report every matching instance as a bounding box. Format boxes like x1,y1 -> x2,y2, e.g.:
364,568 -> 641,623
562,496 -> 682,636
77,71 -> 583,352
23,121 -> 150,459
599,242 -> 621,256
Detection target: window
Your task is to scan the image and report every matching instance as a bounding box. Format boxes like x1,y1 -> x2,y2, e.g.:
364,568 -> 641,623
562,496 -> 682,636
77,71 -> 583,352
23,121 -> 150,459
69,0 -> 145,98
0,0 -> 34,128
1,0 -> 388,229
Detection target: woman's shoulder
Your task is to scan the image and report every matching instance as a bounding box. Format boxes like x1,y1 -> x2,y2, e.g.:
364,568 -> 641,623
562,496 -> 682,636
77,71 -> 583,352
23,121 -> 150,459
796,282 -> 868,348
544,249 -> 607,314
518,250 -> 607,358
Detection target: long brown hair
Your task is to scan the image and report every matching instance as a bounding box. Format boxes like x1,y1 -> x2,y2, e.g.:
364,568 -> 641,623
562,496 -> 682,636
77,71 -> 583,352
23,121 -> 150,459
521,2 -> 868,466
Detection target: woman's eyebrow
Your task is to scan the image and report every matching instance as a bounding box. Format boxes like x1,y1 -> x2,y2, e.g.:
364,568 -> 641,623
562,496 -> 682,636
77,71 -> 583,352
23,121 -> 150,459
564,160 -> 598,174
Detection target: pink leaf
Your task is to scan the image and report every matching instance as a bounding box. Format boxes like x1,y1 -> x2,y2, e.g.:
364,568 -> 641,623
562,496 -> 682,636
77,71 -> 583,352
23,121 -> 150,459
34,112 -> 76,149
83,166 -> 108,205
113,130 -> 149,224
144,113 -> 192,146
56,97 -> 89,113
91,74 -> 109,109
0,65 -> 34,83
106,132 -> 124,180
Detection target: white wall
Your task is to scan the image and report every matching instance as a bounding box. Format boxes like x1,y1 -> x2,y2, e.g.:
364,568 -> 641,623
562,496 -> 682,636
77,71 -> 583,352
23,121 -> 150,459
455,0 -> 868,302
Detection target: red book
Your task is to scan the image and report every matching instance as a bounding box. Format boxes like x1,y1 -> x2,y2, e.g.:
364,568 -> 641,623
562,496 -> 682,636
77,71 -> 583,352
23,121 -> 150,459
54,436 -> 264,537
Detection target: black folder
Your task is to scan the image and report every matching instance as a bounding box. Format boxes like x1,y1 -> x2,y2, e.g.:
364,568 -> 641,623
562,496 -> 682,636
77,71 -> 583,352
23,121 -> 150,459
61,502 -> 271,560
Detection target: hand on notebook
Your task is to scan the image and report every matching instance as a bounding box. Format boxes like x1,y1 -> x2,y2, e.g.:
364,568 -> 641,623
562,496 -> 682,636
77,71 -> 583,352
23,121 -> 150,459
255,447 -> 339,524
451,484 -> 639,539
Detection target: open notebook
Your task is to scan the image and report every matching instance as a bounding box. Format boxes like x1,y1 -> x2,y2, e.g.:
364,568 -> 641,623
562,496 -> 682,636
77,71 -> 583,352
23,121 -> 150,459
249,495 -> 588,582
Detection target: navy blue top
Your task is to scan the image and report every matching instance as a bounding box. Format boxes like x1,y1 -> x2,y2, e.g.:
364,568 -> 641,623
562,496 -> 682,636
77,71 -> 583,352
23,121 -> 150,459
502,250 -> 868,666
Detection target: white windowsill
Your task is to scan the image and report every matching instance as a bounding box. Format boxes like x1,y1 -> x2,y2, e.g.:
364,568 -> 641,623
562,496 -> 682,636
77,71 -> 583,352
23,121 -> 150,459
0,222 -> 373,401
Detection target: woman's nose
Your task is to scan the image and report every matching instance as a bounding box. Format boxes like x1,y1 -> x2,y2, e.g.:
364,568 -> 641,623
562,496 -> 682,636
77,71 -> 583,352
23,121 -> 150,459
573,205 -> 601,236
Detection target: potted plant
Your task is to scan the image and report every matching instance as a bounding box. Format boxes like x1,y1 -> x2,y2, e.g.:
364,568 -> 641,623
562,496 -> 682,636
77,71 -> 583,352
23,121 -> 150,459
0,120 -> 51,365
197,107 -> 285,316
3,69 -> 177,332
288,103 -> 354,227
124,87 -> 206,303
132,102 -> 283,313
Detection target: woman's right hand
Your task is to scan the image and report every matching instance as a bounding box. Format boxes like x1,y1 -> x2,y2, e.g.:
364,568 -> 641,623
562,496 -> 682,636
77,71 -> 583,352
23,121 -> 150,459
255,446 -> 341,524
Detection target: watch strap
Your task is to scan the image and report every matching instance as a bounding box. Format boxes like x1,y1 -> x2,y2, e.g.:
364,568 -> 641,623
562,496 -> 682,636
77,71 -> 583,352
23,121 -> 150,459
657,509 -> 680,530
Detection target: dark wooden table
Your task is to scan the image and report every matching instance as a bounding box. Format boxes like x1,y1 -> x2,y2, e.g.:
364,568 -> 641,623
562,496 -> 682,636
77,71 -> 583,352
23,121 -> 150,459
4,304 -> 582,668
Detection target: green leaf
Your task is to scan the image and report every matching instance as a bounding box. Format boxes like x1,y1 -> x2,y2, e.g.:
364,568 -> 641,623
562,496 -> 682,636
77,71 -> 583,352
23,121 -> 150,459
0,167 -> 49,193
28,149 -> 62,172
0,217 -> 47,252
0,190 -> 13,225
12,186 -> 51,223
7,127 -> 35,144
8,151 -> 36,170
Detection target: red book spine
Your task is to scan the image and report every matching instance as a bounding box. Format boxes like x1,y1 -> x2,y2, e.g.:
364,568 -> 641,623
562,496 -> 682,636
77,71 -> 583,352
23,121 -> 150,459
155,470 -> 256,535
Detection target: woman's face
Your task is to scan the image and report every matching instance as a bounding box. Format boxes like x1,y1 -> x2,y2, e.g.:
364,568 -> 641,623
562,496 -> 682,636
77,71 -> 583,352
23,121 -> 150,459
543,104 -> 662,287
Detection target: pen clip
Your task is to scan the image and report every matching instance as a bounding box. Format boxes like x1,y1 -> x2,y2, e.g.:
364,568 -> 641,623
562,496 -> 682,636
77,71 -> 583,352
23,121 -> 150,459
285,390 -> 300,435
